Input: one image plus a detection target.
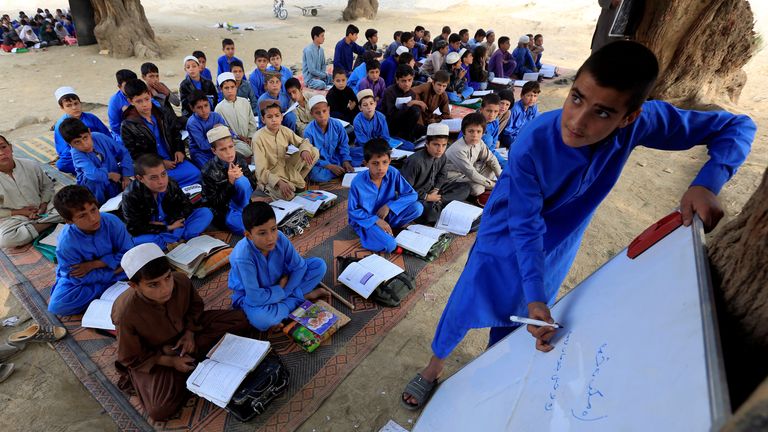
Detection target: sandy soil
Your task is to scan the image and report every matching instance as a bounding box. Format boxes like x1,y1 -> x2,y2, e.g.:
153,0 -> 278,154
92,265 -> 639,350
0,1 -> 766,431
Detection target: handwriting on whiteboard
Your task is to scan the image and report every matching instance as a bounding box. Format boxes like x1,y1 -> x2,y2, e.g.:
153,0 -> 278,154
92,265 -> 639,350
572,343 -> 610,422
544,331 -> 572,411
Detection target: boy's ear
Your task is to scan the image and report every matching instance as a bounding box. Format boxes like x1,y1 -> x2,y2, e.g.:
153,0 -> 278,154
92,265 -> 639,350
127,280 -> 138,289
619,108 -> 643,129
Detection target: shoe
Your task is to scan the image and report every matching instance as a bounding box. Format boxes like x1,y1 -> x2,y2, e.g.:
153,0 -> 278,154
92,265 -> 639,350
0,342 -> 24,362
8,323 -> 66,344
0,363 -> 14,383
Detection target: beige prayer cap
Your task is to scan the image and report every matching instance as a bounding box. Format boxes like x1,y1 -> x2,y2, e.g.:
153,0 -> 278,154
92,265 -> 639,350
259,98 -> 281,113
121,243 -> 165,280
445,52 -> 460,65
356,88 -> 374,103
54,86 -> 76,102
308,94 -> 329,112
206,124 -> 231,144
427,122 -> 450,138
217,72 -> 236,87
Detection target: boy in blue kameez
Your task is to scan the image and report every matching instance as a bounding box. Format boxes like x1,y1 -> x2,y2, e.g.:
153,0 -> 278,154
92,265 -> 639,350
107,69 -> 138,142
505,81 -> 540,147
304,95 -> 354,182
216,38 -> 241,79
53,86 -> 111,174
48,186 -> 132,316
249,49 -> 270,100
402,41 -> 755,410
229,202 -> 330,331
185,90 -> 232,169
348,138 -> 423,253
266,48 -> 293,87
512,35 -> 538,77
256,72 -> 297,131
60,118 -> 133,205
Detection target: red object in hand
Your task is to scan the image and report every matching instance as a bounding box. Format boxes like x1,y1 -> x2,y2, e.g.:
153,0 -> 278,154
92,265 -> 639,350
394,247 -> 404,255
627,211 -> 684,259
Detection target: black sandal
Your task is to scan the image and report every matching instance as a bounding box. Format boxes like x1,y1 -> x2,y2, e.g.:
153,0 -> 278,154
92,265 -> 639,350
401,373 -> 438,410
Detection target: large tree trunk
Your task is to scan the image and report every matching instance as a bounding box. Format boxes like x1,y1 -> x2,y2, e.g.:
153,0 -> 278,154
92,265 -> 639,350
709,168 -> 768,408
91,0 -> 161,59
633,0 -> 756,106
342,0 -> 379,21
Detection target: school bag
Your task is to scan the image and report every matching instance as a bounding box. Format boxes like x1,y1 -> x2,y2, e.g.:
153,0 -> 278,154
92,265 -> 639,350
336,256 -> 416,307
278,208 -> 310,238
226,354 -> 289,422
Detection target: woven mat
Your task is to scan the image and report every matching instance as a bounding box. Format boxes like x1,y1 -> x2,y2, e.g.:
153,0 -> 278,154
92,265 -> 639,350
1,180 -> 475,431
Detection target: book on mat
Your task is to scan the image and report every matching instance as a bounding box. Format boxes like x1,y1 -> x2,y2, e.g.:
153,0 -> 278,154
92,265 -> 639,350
435,201 -> 483,236
270,199 -> 305,224
439,118 -> 463,133
283,300 -> 350,352
395,224 -> 450,257
472,90 -> 493,97
491,77 -> 511,85
99,193 -> 123,212
522,72 -> 540,82
540,64 -> 557,78
186,333 -> 271,408
288,300 -> 338,336
390,149 -> 414,160
513,80 -> 529,87
456,97 -> 481,106
291,190 -> 337,217
38,223 -> 66,247
166,234 -> 230,277
81,281 -> 131,331
337,254 -> 404,299
342,167 -> 369,188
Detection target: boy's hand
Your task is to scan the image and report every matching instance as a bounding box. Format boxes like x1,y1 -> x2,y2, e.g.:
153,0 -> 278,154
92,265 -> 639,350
426,190 -> 442,202
167,218 -> 185,231
163,159 -> 177,170
172,355 -> 196,373
228,163 -> 242,184
37,202 -> 48,214
376,204 -> 390,220
121,177 -> 131,189
70,260 -> 107,278
526,302 -> 557,352
326,164 -> 346,176
279,274 -> 289,288
680,185 -> 724,232
174,151 -> 185,164
300,150 -> 314,166
408,100 -> 428,110
238,135 -> 252,145
347,100 -> 357,110
342,161 -> 354,173
108,172 -> 122,183
278,180 -> 295,200
172,330 -> 196,357
12,206 -> 38,219
376,218 -> 393,235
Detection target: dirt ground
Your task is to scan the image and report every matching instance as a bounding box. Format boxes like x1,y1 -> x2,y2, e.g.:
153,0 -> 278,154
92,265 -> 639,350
0,1 -> 766,431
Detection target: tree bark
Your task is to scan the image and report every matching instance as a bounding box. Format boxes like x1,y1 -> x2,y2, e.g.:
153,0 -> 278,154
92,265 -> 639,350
709,168 -> 768,407
633,0 -> 757,106
343,0 -> 379,21
90,0 -> 162,59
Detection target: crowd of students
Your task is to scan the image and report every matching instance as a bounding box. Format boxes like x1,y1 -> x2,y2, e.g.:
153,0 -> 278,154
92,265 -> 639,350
1,8 -> 76,51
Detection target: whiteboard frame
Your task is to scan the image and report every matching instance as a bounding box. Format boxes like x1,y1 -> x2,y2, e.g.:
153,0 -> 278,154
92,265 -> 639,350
413,216 -> 731,429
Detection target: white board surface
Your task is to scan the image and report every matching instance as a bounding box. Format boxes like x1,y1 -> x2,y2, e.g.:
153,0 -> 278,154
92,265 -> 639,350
414,221 -> 727,431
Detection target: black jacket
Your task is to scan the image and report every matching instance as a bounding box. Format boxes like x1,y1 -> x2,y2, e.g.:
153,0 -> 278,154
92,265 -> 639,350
121,178 -> 193,236
201,155 -> 258,223
120,105 -> 186,161
179,76 -> 219,118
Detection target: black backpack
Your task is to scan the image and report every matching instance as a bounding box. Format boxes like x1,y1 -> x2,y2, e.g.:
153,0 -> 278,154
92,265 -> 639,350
336,256 -> 415,307
227,355 -> 289,422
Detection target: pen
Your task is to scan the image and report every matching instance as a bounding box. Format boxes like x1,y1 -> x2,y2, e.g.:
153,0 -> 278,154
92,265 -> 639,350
509,315 -> 563,329
272,205 -> 285,211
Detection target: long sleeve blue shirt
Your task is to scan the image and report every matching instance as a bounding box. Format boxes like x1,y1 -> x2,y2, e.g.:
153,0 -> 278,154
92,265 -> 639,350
185,112 -> 230,169
54,112 -> 110,165
304,118 -> 351,167
107,90 -> 131,139
348,166 -> 419,229
256,90 -> 293,127
353,111 -> 391,146
217,54 -> 242,78
71,131 -> 134,185
512,47 -> 536,75
249,68 -> 266,99
507,100 -> 539,145
302,43 -> 328,81
334,38 -> 366,74
380,56 -> 398,87
266,65 -> 294,87
348,62 -> 368,92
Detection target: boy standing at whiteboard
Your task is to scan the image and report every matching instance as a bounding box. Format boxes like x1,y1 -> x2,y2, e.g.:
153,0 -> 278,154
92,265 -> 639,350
401,41 -> 755,410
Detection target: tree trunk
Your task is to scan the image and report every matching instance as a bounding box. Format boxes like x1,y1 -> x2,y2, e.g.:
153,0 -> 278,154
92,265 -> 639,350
709,168 -> 768,408
342,0 -> 379,21
633,0 -> 757,106
90,0 -> 161,59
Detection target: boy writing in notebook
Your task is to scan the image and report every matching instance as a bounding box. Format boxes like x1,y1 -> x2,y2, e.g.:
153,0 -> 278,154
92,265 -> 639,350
444,112 -> 502,200
348,138 -> 423,253
53,86 -> 111,174
228,202 -> 329,331
122,154 -> 213,250
215,72 -> 257,158
303,95 -> 354,182
401,123 -> 471,224
252,100 -> 319,200
217,38 -> 241,78
112,242 -> 251,421
47,186 -> 132,316
402,41 -> 755,410
59,117 -> 133,205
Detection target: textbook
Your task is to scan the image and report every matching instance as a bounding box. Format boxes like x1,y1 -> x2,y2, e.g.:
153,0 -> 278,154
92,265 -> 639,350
342,167 -> 369,188
186,333 -> 271,408
540,64 -> 557,78
286,144 -> 300,155
439,118 -> 463,134
283,300 -> 350,352
38,223 -> 66,247
435,201 -> 483,235
166,235 -> 230,276
291,190 -> 338,217
81,281 -> 130,331
338,254 -> 404,299
522,72 -> 540,82
513,80 -> 529,87
472,90 -> 493,97
395,224 -> 450,257
99,193 -> 123,212
490,77 -> 511,85
288,300 -> 338,336
390,149 -> 414,160
270,199 -> 305,224
456,97 -> 481,106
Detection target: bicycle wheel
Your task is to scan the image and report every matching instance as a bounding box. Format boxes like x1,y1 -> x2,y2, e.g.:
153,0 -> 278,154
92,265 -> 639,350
278,8 -> 288,20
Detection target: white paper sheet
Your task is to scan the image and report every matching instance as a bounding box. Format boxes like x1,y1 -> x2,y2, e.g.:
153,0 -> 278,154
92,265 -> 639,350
395,96 -> 413,109
99,193 -> 123,212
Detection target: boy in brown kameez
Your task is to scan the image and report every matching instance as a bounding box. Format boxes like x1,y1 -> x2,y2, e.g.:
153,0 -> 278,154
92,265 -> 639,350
111,243 -> 251,421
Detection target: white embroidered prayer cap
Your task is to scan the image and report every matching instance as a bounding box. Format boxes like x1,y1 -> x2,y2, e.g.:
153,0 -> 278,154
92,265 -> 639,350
217,72 -> 236,87
427,123 -> 450,137
396,46 -> 410,56
121,243 -> 166,280
182,55 -> 200,67
445,52 -> 461,65
519,35 -> 530,44
308,94 -> 328,111
54,86 -> 77,102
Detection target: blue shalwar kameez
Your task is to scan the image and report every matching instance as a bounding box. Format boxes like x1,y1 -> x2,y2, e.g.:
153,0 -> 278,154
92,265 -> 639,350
304,118 -> 352,182
70,132 -> 134,204
54,112 -> 111,174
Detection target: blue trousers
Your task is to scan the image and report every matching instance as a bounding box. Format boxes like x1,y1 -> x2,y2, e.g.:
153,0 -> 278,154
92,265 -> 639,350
133,207 -> 214,250
82,179 -> 121,206
168,160 -> 202,188
225,177 -> 252,235
48,271 -> 125,316
309,165 -> 340,183
306,76 -> 331,90
487,324 -> 522,349
242,257 -> 327,331
446,87 -> 475,103
282,111 -> 297,132
354,201 -> 423,253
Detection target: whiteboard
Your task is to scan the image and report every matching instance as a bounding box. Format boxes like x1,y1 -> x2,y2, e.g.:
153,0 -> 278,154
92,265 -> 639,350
414,218 -> 728,431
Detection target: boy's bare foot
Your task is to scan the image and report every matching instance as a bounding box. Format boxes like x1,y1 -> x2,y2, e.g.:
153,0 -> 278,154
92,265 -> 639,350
305,287 -> 332,304
268,323 -> 284,333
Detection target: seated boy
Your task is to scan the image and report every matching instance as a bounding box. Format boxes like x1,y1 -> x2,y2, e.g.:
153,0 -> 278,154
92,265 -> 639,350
401,123 -> 471,224
249,49 -> 270,100
347,51 -> 377,92
496,89 -> 515,148
201,125 -> 259,235
412,71 -> 452,126
141,62 -> 180,113
353,28 -> 379,68
121,79 -> 202,187
357,60 -> 386,106
304,95 -> 354,182
53,86 -> 110,174
488,36 -> 516,80
179,56 -> 218,119
326,68 -> 358,123
441,50 -> 473,103
256,72 -> 297,131
107,70 -> 139,141
216,38 -> 241,78
60,118 -> 133,205
0,135 -> 61,248
266,47 -> 293,86
472,94 -> 506,168
333,24 -> 366,74
230,60 -> 259,115
284,78 -> 313,137
353,89 -> 412,152
507,81 -> 540,146
229,202 -> 329,331
380,65 -> 427,143
381,46 -> 409,87
445,112 -> 502,198
112,242 -> 251,421
531,34 -> 544,69
122,154 -> 213,250
214,72 -> 257,158
348,138 -> 423,253
512,35 -> 538,77
302,26 -> 333,90
193,50 -> 213,81
252,100 -> 320,200
185,89 -> 232,169
48,185 -> 132,316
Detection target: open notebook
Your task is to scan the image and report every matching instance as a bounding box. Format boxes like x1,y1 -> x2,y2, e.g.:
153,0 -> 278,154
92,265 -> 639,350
270,199 -> 305,224
186,333 -> 271,408
342,167 -> 369,188
435,201 -> 483,235
81,281 -> 131,331
166,235 -> 229,277
395,224 -> 449,257
291,190 -> 337,217
337,254 -> 404,299
100,193 -> 123,212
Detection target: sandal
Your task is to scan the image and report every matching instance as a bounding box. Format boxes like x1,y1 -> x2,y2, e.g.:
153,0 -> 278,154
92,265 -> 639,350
0,363 -> 14,383
401,373 -> 438,411
0,342 -> 25,362
8,323 -> 66,344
